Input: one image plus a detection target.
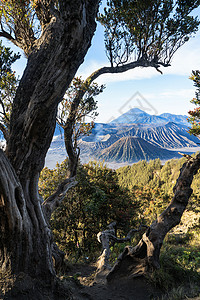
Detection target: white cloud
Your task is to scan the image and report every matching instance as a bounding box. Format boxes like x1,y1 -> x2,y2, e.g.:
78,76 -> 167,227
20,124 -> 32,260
138,88 -> 196,117
145,89 -> 195,100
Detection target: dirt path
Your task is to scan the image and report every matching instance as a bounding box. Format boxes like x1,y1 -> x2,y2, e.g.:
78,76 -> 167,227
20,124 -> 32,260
67,264 -> 162,300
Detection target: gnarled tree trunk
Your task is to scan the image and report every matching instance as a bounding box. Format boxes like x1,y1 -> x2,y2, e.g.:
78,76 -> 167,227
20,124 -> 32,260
107,154 -> 200,281
0,1 -> 99,297
0,150 -> 54,280
96,222 -> 147,273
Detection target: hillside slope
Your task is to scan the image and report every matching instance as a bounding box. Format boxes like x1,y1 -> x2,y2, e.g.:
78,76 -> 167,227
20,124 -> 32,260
98,136 -> 181,162
123,122 -> 200,149
81,122 -> 200,150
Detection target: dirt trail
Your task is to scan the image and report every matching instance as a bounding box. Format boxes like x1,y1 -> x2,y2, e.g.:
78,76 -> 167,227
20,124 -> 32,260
67,264 -> 162,300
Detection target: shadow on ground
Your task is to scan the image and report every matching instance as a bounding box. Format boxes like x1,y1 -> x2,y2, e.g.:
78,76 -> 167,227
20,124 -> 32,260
67,264 -> 162,300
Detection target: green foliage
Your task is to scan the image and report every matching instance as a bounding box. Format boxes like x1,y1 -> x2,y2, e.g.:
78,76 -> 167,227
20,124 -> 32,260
0,41 -> 20,137
39,160 -> 138,261
57,77 -> 105,143
188,70 -> 200,136
39,156 -> 200,264
117,156 -> 200,214
39,155 -> 200,298
98,0 -> 200,66
116,159 -> 162,189
0,41 -> 20,73
148,243 -> 200,295
59,77 -> 104,124
0,1 -> 39,56
39,160 -> 69,199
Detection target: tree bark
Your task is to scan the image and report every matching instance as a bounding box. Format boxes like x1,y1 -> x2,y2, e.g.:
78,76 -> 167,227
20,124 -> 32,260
7,1 -> 99,182
0,150 -> 54,280
97,222 -> 147,272
62,93 -> 83,178
43,177 -> 78,221
0,0 -> 100,294
107,154 -> 200,281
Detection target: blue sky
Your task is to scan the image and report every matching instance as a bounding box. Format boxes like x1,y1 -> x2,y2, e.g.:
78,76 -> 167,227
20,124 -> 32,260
2,4 -> 200,124
77,13 -> 200,123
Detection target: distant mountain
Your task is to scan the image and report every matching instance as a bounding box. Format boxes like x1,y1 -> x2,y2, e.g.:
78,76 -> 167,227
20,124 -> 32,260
110,108 -> 167,125
48,110 -> 199,168
110,108 -> 188,126
159,113 -> 188,126
122,122 -> 200,149
98,136 -> 181,163
81,122 -> 200,149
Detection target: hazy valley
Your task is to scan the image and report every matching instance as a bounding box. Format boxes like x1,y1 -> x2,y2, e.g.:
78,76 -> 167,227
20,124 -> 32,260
46,108 -> 200,169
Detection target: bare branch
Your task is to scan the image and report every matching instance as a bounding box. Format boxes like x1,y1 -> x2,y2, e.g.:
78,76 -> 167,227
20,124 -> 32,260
87,59 -> 170,84
42,177 -> 78,221
0,29 -> 15,43
0,23 -> 22,48
155,67 -> 163,74
178,152 -> 192,159
96,222 -> 148,272
110,225 -> 149,243
0,99 -> 10,125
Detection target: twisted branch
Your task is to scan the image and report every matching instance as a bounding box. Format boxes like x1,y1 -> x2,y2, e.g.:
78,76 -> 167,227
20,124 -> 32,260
42,177 -> 78,221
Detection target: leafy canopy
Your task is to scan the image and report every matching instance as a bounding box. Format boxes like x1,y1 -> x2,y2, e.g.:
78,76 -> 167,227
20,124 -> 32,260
98,0 -> 200,67
57,77 -> 105,144
0,0 -> 60,55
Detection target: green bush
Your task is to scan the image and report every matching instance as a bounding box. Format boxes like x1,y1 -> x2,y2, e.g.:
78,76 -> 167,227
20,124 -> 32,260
39,160 -> 138,261
148,244 -> 200,292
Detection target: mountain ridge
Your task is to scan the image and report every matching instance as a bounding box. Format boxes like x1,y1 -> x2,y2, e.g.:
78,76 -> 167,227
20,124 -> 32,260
81,121 -> 199,149
47,109 -> 199,167
98,136 -> 181,163
110,108 -> 189,126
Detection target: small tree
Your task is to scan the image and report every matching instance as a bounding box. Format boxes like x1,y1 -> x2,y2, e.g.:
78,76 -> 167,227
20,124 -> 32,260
40,161 -> 137,261
188,70 -> 200,136
56,77 -> 104,177
0,41 -> 19,141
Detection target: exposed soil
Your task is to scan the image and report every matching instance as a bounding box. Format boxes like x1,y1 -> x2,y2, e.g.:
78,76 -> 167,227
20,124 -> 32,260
66,263 -> 162,300
1,263 -> 199,299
